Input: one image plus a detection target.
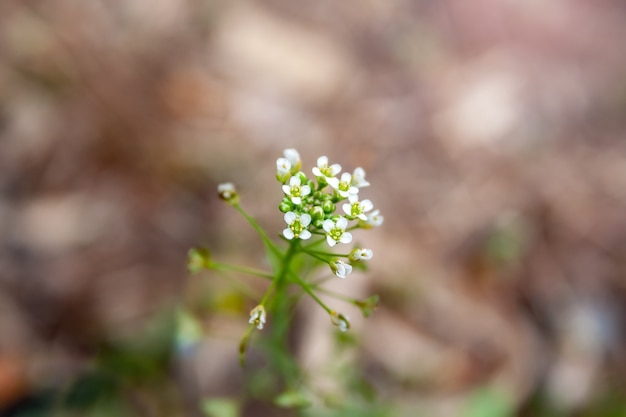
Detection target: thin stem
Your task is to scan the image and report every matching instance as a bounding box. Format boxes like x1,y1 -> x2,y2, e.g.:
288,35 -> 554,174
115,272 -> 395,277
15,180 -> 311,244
313,286 -> 358,304
234,203 -> 282,259
303,237 -> 327,249
210,262 -> 273,280
303,248 -> 350,258
289,272 -> 332,314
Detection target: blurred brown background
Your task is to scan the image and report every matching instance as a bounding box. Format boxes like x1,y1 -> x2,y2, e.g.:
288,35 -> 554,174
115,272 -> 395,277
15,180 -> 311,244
1,0 -> 626,416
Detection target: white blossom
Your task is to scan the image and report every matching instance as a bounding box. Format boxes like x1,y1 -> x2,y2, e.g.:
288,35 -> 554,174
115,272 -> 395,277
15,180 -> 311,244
330,258 -> 353,278
322,217 -> 352,247
283,148 -> 301,172
331,311 -> 350,332
349,248 -> 373,262
249,305 -> 266,330
283,212 -> 312,240
218,182 -> 238,203
360,209 -> 384,228
342,195 -> 374,220
276,157 -> 291,182
351,167 -> 370,188
333,172 -> 359,198
312,156 -> 341,188
282,175 -> 311,205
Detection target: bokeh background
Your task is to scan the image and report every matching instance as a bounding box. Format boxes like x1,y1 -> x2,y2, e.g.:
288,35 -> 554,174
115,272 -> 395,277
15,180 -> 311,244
1,0 -> 626,416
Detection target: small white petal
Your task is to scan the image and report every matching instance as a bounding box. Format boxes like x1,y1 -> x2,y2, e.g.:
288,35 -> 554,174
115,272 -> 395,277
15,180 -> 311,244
330,164 -> 342,175
282,184 -> 291,195
300,230 -> 312,240
327,177 -> 339,188
348,186 -> 359,195
312,167 -> 322,177
336,217 -> 348,229
284,212 -> 297,224
289,176 -> 301,187
348,194 -> 359,204
322,219 -> 334,233
340,232 -> 352,244
277,157 -> 290,170
361,199 -> 374,212
342,203 -> 351,216
283,228 -> 294,240
326,235 -> 336,247
301,185 -> 311,196
300,213 -> 312,227
344,263 -> 353,275
357,213 -> 368,221
317,156 -> 328,167
340,172 -> 351,182
291,196 -> 302,205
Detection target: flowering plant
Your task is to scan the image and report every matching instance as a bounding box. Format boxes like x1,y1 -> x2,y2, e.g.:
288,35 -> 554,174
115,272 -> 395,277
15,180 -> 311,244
187,148 -> 382,400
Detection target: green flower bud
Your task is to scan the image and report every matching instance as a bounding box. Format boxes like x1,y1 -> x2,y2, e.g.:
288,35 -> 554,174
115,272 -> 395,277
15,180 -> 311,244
279,200 -> 292,213
322,200 -> 335,213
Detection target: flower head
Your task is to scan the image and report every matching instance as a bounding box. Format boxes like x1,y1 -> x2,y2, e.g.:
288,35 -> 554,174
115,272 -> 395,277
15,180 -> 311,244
249,305 -> 266,330
283,212 -> 312,240
322,217 -> 352,247
218,182 -> 238,204
312,156 -> 341,188
333,172 -> 359,198
342,195 -> 373,221
330,258 -> 353,278
330,311 -> 350,332
351,167 -> 370,188
360,209 -> 384,228
349,248 -> 373,262
282,175 -> 311,205
283,148 -> 301,173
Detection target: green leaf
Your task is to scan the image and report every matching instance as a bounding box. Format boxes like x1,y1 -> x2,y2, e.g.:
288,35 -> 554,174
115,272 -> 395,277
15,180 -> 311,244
201,398 -> 239,417
274,390 -> 312,409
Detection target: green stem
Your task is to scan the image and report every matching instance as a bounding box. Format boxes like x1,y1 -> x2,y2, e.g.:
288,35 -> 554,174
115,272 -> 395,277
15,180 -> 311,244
313,286 -> 358,304
289,272 -> 332,314
210,262 -> 273,280
234,203 -> 282,259
269,240 -> 300,387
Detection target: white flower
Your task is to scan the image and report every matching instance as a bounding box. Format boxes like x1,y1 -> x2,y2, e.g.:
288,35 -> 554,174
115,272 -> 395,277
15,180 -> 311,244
322,217 -> 352,247
360,209 -> 384,228
282,175 -> 311,205
342,195 -> 373,220
283,212 -> 312,240
330,258 -> 353,278
283,148 -> 301,172
331,311 -> 350,332
218,182 -> 238,203
276,157 -> 291,182
333,172 -> 359,198
312,156 -> 341,188
349,248 -> 373,262
351,167 -> 370,188
249,305 -> 266,330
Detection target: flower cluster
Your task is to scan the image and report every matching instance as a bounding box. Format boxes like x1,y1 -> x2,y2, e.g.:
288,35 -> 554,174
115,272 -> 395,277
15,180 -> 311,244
213,149 -> 382,338
276,149 -> 382,281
